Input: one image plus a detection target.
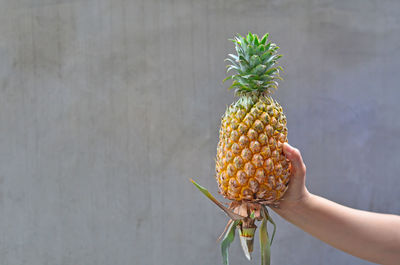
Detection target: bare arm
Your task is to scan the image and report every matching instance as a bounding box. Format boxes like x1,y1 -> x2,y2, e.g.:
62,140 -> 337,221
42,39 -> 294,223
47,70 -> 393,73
273,144 -> 400,265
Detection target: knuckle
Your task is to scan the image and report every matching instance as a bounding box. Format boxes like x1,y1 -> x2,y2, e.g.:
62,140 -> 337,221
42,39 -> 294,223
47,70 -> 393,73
293,148 -> 300,156
302,164 -> 307,174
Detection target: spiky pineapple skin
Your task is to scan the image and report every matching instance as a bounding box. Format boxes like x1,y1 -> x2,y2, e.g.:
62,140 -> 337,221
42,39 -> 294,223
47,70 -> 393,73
216,94 -> 290,202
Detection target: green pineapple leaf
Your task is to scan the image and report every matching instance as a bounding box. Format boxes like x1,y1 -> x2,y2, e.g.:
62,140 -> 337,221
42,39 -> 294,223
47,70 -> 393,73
223,76 -> 233,83
260,216 -> 271,265
260,33 -> 269,44
228,54 -> 239,61
221,219 -> 240,265
250,210 -> 255,219
265,208 -> 277,245
254,35 -> 259,45
224,32 -> 283,95
190,179 -> 245,221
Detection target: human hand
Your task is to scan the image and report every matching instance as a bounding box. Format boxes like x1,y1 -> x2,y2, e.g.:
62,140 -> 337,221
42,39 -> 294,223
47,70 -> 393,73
277,143 -> 310,210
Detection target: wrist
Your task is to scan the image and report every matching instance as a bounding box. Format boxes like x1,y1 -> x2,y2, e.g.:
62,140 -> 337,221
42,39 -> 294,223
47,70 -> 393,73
273,189 -> 313,216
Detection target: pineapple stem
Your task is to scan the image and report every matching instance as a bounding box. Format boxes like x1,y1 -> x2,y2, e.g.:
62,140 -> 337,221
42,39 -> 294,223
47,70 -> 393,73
191,178 -> 278,265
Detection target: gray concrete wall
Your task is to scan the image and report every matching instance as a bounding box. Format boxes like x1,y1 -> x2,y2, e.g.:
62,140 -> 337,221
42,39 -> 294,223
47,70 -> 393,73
0,0 -> 399,264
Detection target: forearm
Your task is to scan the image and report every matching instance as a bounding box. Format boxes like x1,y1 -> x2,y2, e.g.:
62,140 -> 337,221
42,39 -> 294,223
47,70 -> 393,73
273,193 -> 400,265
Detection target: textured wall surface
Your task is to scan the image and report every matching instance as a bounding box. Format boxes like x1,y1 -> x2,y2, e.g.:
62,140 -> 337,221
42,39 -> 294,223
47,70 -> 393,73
0,0 -> 399,264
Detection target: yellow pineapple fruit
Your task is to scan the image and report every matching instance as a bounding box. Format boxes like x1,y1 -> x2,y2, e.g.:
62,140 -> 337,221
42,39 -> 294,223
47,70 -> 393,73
216,96 -> 289,202
191,32 -> 290,265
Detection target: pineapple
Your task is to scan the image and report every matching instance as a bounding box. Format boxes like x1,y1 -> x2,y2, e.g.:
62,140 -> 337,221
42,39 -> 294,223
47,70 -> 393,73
191,32 -> 290,265
216,33 -> 289,202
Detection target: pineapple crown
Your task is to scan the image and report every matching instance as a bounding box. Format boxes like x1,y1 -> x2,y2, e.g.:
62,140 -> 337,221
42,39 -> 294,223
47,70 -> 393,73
223,32 -> 283,96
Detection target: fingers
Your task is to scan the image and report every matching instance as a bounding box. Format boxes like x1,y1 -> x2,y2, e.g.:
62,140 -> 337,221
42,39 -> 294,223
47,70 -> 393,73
283,143 -> 306,177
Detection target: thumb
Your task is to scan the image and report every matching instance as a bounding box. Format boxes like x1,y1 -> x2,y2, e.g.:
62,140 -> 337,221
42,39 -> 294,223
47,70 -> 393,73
283,143 -> 306,178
